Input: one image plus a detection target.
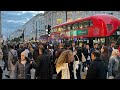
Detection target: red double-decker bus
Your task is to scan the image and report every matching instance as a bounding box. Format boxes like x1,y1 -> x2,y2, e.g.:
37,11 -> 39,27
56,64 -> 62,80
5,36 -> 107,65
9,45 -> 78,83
50,14 -> 120,47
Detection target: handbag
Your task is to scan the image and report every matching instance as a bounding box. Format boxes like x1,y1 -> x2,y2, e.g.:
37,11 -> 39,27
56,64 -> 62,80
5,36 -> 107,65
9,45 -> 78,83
82,53 -> 86,62
10,51 -> 18,65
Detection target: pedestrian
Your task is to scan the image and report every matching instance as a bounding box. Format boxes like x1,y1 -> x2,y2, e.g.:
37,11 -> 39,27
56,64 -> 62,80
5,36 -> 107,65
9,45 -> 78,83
5,44 -> 18,79
73,47 -> 81,79
35,46 -> 53,79
90,43 -> 99,55
17,44 -> 24,60
33,43 -> 40,65
28,43 -> 34,60
0,47 -> 3,79
14,51 -> 37,79
70,42 -> 76,52
108,41 -> 115,56
56,50 -> 74,79
2,45 -> 9,71
0,47 -> 3,61
85,44 -> 91,69
100,46 -> 110,70
108,49 -> 120,79
86,50 -> 107,79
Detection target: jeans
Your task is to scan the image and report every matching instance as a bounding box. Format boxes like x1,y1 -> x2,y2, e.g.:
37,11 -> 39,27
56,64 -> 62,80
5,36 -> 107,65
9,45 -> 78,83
82,62 -> 86,72
3,60 -> 8,71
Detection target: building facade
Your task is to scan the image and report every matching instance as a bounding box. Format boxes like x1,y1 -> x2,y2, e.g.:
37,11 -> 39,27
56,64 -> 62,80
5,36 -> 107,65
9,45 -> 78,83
10,29 -> 23,40
21,13 -> 45,41
44,11 -> 120,28
12,11 -> 120,42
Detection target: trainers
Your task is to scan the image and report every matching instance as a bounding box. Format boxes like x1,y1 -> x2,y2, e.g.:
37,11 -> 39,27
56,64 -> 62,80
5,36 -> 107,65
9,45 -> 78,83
5,75 -> 10,78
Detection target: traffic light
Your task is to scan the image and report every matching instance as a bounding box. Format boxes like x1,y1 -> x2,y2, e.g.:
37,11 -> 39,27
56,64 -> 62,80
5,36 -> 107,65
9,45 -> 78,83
48,25 -> 51,37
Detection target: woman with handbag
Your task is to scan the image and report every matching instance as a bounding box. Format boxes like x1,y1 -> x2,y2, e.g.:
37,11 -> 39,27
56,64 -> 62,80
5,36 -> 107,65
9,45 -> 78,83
73,47 -> 82,79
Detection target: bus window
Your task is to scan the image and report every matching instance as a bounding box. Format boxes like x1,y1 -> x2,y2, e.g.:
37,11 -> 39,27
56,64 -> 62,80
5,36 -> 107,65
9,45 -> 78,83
107,24 -> 113,31
79,22 -> 83,28
55,28 -> 57,32
58,27 -> 62,32
67,25 -> 71,30
89,20 -> 93,26
63,26 -> 66,31
82,20 -> 93,28
74,23 -> 79,29
71,24 -> 75,30
72,23 -> 79,30
60,27 -> 63,32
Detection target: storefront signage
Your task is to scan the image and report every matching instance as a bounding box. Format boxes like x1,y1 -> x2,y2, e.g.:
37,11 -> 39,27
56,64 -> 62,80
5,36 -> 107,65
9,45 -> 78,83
77,30 -> 88,36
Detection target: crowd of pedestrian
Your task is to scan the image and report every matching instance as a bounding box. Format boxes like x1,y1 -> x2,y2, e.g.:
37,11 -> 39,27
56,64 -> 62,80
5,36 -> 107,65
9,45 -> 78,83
0,40 -> 120,79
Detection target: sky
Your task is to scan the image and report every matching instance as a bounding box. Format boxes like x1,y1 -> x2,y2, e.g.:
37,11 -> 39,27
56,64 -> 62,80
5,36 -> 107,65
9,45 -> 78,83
1,11 -> 44,39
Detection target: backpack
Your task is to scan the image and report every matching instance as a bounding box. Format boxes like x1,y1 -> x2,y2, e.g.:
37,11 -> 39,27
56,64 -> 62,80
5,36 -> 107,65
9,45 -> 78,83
10,51 -> 18,65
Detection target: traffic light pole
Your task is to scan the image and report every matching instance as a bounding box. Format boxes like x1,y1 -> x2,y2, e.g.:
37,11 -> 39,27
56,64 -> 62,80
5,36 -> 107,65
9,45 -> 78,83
66,11 -> 67,22
36,21 -> 37,41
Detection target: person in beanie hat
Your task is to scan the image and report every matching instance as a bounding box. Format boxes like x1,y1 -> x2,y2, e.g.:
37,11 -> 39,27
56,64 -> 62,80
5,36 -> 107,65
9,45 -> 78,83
14,51 -> 37,79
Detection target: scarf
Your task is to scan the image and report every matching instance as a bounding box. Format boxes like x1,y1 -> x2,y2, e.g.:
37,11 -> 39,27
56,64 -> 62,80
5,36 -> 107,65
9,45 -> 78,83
56,63 -> 70,79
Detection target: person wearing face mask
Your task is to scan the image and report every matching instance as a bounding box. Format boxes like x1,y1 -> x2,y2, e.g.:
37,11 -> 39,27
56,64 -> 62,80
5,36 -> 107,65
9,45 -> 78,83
14,51 -> 37,79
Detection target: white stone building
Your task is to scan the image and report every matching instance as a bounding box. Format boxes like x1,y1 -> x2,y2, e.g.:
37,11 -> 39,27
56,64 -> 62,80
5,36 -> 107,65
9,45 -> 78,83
10,29 -> 23,40
21,13 -> 45,41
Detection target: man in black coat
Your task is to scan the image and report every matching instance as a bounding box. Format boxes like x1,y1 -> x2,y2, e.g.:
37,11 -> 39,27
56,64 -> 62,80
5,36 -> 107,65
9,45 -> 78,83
35,47 -> 53,79
86,50 -> 107,79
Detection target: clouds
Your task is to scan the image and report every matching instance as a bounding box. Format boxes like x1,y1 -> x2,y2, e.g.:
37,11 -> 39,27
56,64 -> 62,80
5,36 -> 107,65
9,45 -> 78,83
1,11 -> 44,39
7,19 -> 28,24
2,11 -> 44,16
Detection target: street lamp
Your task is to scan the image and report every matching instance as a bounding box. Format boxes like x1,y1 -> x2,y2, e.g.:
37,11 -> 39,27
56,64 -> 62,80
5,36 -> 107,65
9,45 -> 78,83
65,11 -> 67,22
35,21 -> 38,41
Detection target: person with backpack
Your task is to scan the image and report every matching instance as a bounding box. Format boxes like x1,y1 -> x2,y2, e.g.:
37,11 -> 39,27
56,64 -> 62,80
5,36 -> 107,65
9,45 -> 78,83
5,44 -> 18,79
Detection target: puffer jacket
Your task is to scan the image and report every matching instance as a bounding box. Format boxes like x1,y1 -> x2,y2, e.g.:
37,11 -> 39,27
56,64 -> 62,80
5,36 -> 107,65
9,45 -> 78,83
108,56 -> 120,77
14,57 -> 37,79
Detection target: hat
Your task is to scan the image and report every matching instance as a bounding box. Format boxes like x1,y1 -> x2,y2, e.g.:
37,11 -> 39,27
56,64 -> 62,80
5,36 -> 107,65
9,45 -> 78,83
21,50 -> 29,57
